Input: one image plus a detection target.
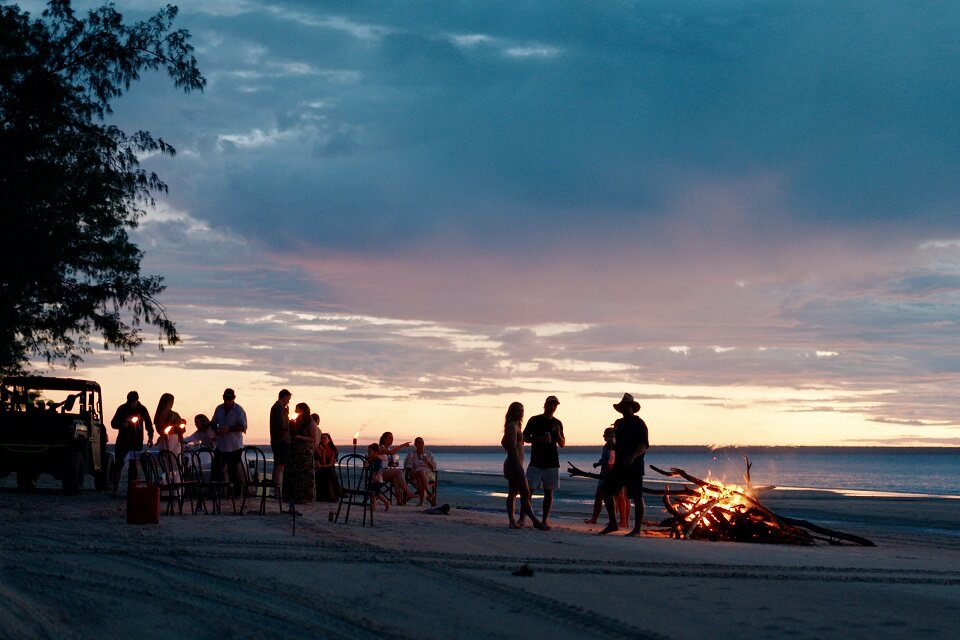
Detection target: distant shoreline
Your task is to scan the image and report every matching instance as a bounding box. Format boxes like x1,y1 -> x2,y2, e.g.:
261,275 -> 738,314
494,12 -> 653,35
242,443 -> 960,454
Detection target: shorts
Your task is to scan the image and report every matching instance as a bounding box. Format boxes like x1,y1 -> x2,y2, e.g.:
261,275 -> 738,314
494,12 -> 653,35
272,442 -> 290,466
600,459 -> 644,500
526,465 -> 559,490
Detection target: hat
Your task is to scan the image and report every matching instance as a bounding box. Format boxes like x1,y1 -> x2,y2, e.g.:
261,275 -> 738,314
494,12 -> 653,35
613,393 -> 640,413
223,388 -> 236,400
545,395 -> 560,406
126,390 -> 139,402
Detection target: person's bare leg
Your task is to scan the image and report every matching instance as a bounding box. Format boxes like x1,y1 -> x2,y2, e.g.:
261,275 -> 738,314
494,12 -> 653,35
626,495 -> 644,536
542,488 -> 554,526
506,489 -> 519,528
586,489 -> 602,523
617,489 -> 630,527
415,470 -> 429,505
517,481 -> 545,529
599,492 -> 619,534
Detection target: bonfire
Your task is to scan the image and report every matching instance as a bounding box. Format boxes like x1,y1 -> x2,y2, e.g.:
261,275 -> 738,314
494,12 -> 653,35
567,458 -> 874,546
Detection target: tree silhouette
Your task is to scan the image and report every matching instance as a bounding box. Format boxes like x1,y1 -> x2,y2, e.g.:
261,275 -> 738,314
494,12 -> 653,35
0,1 -> 204,373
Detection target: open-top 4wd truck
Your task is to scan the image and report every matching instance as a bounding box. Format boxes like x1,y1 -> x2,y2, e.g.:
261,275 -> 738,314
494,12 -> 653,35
0,376 -> 113,494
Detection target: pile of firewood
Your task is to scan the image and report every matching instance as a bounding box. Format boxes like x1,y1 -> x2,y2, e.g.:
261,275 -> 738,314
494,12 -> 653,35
567,459 -> 874,546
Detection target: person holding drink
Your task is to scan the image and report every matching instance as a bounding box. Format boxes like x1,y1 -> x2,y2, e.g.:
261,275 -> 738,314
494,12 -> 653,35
109,390 -> 154,496
522,395 -> 564,529
211,388 -> 247,497
403,437 -> 438,506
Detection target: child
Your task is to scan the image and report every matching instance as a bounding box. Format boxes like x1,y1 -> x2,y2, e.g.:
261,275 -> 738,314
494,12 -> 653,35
366,443 -> 391,511
585,427 -> 629,526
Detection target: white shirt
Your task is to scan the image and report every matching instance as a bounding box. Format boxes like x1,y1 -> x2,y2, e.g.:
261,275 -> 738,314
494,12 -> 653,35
404,450 -> 436,474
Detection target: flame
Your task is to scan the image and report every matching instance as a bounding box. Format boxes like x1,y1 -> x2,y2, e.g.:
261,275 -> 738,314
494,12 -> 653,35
130,416 -> 139,424
163,425 -> 173,435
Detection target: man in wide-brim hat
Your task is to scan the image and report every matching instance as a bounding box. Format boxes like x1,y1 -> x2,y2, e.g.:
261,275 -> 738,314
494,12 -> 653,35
599,393 -> 649,536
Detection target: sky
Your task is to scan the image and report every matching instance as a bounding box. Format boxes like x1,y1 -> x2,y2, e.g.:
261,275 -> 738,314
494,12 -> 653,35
19,0 -> 960,446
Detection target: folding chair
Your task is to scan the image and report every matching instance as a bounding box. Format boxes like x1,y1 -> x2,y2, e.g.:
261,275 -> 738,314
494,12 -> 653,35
335,453 -> 375,526
406,467 -> 441,506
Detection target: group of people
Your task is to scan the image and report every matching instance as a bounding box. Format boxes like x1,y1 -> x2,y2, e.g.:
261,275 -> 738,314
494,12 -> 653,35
501,393 -> 649,536
108,387 -> 438,509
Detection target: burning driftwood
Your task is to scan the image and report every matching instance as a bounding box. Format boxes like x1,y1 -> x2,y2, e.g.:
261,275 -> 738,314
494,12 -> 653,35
567,459 -> 874,546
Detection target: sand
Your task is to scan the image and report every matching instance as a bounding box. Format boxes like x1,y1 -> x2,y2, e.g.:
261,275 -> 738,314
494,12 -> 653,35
1,471 -> 959,640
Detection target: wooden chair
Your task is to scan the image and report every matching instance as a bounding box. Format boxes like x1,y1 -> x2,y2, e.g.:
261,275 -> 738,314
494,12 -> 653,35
188,447 -> 235,514
335,453 -> 375,526
157,450 -> 198,515
240,445 -> 281,515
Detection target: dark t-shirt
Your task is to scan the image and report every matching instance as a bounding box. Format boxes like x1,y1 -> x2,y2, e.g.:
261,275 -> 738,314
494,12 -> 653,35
110,402 -> 153,447
269,401 -> 291,445
523,414 -> 562,469
613,415 -> 649,472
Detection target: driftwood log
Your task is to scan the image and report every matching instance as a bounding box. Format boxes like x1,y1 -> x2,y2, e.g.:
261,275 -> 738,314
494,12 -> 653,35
567,460 -> 874,546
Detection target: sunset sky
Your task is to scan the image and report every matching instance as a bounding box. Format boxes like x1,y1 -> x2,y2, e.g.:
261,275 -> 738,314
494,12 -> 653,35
26,0 -> 960,446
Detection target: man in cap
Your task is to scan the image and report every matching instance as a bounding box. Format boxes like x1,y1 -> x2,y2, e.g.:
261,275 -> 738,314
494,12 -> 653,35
269,389 -> 292,503
600,393 -> 649,536
109,390 -> 153,496
522,395 -> 565,529
212,388 -> 248,496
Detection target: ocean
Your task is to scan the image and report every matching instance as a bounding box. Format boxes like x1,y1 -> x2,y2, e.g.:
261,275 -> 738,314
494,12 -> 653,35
425,446 -> 960,498
111,444 -> 960,498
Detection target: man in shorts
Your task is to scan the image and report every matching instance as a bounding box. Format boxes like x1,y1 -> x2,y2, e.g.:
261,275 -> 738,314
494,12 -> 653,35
600,393 -> 649,536
269,389 -> 292,502
522,395 -> 565,529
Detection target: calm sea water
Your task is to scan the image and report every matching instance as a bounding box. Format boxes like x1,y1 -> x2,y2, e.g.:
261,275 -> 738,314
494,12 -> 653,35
426,446 -> 960,498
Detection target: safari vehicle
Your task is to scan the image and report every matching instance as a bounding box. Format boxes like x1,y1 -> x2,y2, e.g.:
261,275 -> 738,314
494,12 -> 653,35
0,376 -> 113,494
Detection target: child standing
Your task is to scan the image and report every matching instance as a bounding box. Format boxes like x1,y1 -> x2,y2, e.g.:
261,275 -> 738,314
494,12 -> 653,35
585,427 -> 629,526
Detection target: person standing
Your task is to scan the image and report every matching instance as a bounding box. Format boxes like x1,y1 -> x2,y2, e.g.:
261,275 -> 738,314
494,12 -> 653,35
109,390 -> 154,496
269,389 -> 292,502
501,402 -> 545,530
600,393 -> 649,536
211,388 -> 247,496
522,395 -> 564,528
290,402 -> 318,504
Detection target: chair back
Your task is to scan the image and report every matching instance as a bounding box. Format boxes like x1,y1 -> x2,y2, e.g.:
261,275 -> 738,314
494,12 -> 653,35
241,446 -> 268,486
138,451 -> 162,484
157,450 -> 183,483
337,454 -> 369,492
189,447 -> 216,481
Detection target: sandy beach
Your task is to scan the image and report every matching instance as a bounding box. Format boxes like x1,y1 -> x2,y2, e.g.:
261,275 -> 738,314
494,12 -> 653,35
1,470 -> 959,640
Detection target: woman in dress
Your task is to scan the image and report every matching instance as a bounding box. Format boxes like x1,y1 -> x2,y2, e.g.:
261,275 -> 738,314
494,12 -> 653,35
290,402 -> 318,504
153,393 -> 187,456
314,431 -> 341,502
501,402 -> 545,530
153,393 -> 187,480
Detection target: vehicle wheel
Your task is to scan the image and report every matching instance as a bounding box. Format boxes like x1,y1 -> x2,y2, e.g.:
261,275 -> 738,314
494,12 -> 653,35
94,453 -> 114,491
62,452 -> 85,495
16,471 -> 37,491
